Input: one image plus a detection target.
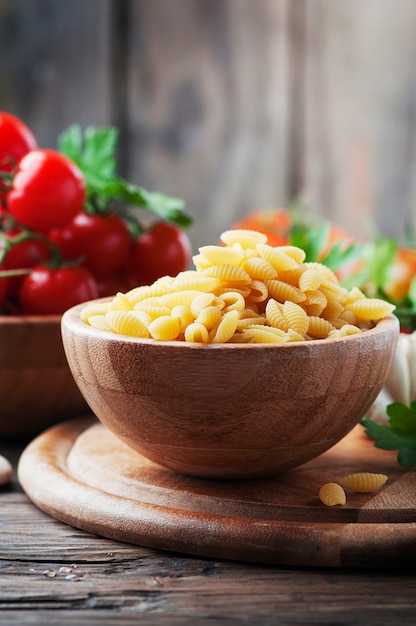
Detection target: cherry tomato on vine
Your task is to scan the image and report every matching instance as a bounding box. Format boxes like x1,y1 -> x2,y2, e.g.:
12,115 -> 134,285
7,149 -> 86,233
0,111 -> 37,174
49,212 -> 132,279
19,264 -> 99,315
0,230 -> 51,295
125,221 -> 192,286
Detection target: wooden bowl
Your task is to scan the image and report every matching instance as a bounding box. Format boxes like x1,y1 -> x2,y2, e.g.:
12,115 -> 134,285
0,315 -> 90,438
61,303 -> 399,479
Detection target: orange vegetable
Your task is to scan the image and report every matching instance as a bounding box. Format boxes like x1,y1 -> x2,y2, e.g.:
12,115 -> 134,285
231,208 -> 354,258
384,248 -> 416,303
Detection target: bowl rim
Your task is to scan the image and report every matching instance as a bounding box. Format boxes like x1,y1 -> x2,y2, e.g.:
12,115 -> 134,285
0,314 -> 62,325
61,299 -> 400,350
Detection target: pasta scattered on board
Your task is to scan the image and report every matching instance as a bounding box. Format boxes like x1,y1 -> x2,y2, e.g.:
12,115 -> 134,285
319,472 -> 389,507
80,228 -> 396,343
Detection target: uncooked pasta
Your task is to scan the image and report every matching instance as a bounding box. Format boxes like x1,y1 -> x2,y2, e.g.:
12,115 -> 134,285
80,228 -> 396,343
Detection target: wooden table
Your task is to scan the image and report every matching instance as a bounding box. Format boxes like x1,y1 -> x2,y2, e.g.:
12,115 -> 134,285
1,436 -> 415,626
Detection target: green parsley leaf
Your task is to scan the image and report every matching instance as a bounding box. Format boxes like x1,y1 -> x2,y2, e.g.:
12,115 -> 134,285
290,222 -> 330,262
386,401 -> 416,432
57,124 -> 192,228
407,276 -> 416,309
320,242 -> 362,272
361,404 -> 416,467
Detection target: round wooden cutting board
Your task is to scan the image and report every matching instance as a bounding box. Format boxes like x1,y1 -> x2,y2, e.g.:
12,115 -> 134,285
18,417 -> 416,568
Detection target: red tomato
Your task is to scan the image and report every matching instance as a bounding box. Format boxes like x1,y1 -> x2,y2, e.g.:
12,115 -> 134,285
0,111 -> 37,175
49,212 -> 132,279
1,231 -> 51,295
7,149 -> 86,233
95,270 -> 131,298
126,221 -> 192,286
19,264 -> 99,315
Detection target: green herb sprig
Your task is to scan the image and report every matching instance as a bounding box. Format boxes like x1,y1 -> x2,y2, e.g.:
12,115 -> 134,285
57,124 -> 192,228
361,401 -> 416,467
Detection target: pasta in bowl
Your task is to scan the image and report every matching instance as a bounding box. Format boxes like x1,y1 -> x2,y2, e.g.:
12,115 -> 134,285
61,229 -> 399,478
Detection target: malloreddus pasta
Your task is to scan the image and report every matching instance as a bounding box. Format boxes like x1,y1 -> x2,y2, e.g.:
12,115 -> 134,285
319,472 -> 389,506
80,229 -> 396,343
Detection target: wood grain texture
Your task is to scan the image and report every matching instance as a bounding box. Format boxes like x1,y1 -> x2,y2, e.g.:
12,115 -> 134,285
1,493 -> 416,624
1,437 -> 415,625
0,316 -> 89,438
2,0 -> 416,251
61,306 -> 398,478
17,415 -> 416,569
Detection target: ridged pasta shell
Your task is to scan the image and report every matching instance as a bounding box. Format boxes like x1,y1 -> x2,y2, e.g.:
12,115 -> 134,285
319,483 -> 346,506
345,298 -> 396,320
242,256 -> 277,280
220,229 -> 268,248
198,245 -> 244,266
339,473 -> 388,493
204,264 -> 252,285
148,316 -> 181,341
299,269 -> 322,292
282,301 -> 309,336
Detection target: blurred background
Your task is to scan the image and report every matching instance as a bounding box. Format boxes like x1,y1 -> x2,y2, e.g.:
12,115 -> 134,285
1,0 -> 416,252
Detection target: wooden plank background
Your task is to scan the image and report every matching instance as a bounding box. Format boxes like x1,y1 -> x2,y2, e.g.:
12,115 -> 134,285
1,0 -> 416,253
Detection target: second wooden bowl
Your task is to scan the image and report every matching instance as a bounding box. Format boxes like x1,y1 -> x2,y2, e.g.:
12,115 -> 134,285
0,315 -> 90,438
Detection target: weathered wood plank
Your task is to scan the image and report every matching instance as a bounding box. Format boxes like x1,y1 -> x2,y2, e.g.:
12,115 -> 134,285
303,0 -> 416,242
0,0 -> 113,147
1,467 -> 416,623
125,0 -> 294,250
1,0 -> 416,249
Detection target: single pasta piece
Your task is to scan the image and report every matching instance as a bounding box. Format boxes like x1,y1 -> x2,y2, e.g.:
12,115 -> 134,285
204,264 -> 252,285
148,316 -> 181,341
339,472 -> 388,493
257,244 -> 299,271
198,244 -> 244,266
264,279 -> 306,304
220,229 -> 268,248
242,256 -> 278,280
345,298 -> 396,321
265,299 -> 289,331
106,310 -> 150,338
243,325 -> 288,344
87,315 -> 113,332
171,305 -> 194,332
282,301 -> 309,336
247,280 -> 268,303
196,306 -> 222,329
157,290 -> 208,309
133,305 -> 171,320
276,245 -> 306,263
173,273 -> 223,293
219,291 -> 246,311
307,316 -> 335,339
211,310 -> 239,343
319,483 -> 347,507
299,268 -> 322,292
304,290 -> 328,317
184,322 -> 210,343
80,301 -> 111,323
190,292 -> 216,317
109,291 -> 132,311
